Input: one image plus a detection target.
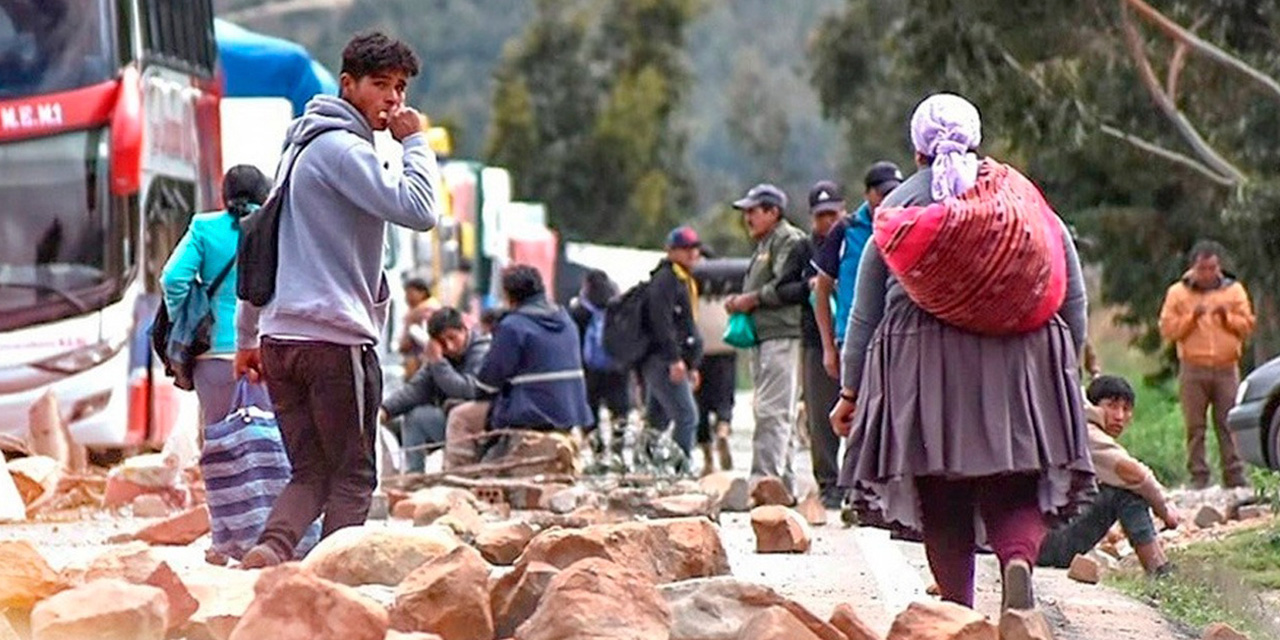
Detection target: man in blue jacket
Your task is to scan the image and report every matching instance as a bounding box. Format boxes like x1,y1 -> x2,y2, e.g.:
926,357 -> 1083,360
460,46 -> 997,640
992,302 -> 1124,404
380,307 -> 491,473
234,32 -> 439,568
444,265 -> 593,468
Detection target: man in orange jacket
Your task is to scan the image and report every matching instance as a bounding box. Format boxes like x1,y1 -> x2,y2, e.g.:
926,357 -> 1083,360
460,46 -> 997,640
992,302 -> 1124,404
1159,240 -> 1255,489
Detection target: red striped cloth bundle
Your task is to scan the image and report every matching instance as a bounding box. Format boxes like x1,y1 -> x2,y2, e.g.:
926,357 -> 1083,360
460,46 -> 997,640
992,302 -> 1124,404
872,159 -> 1067,335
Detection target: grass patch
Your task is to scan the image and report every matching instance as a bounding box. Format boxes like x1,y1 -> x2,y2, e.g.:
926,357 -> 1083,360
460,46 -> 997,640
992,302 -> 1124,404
1109,519 -> 1280,637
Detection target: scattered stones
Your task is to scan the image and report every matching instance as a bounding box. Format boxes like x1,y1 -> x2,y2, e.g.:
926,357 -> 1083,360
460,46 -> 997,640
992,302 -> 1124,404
886,601 -> 997,640
301,525 -> 461,587
830,602 -> 880,640
1194,505 -> 1226,529
474,520 -> 537,565
0,540 -> 65,609
491,561 -> 561,639
795,493 -> 828,526
739,606 -> 824,640
1201,622 -> 1248,640
84,543 -> 198,631
514,517 -> 731,585
998,608 -> 1055,640
31,578 -> 168,640
750,506 -> 812,554
1067,554 -> 1101,584
133,504 -> 210,545
699,472 -> 751,512
229,565 -> 388,640
514,558 -> 671,640
389,545 -> 494,640
660,577 -> 845,640
750,476 -> 793,507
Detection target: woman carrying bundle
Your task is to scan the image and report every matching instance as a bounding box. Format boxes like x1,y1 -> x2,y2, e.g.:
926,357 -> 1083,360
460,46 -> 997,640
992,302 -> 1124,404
830,93 -> 1095,623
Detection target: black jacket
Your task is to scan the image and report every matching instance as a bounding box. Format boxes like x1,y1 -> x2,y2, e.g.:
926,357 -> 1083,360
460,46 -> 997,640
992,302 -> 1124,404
382,332 -> 491,417
646,259 -> 703,368
773,237 -> 819,347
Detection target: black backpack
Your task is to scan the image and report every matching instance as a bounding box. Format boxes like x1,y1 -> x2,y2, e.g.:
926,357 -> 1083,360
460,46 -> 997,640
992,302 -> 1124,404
602,281 -> 651,369
150,257 -> 235,391
237,135 -> 322,306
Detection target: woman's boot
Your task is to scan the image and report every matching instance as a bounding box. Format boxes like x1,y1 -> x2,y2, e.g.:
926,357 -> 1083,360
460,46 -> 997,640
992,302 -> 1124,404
714,421 -> 733,470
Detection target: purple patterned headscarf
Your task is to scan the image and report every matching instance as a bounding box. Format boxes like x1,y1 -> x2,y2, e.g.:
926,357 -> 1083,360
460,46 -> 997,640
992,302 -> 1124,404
910,93 -> 982,201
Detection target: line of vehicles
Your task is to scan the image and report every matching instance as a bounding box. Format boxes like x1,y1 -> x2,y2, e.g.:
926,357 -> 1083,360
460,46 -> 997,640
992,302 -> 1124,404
0,0 -> 555,457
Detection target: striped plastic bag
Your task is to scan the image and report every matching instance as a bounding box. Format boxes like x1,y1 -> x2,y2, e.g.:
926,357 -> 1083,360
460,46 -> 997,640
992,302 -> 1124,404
201,379 -> 319,561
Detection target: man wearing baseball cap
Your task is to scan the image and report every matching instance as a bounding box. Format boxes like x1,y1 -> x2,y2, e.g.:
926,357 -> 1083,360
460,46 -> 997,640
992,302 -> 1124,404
725,183 -> 807,502
637,225 -> 706,469
812,161 -> 904,383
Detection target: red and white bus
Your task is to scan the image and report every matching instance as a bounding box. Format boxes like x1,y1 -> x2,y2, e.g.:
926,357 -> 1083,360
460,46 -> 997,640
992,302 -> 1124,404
0,0 -> 221,451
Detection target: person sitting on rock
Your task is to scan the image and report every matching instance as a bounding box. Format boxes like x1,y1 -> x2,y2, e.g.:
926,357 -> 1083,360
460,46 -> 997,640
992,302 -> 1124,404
1037,375 -> 1180,576
380,307 -> 491,473
443,264 -> 594,468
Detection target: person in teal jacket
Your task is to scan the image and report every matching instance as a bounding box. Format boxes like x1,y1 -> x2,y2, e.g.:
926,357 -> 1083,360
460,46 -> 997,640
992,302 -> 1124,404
161,165 -> 271,425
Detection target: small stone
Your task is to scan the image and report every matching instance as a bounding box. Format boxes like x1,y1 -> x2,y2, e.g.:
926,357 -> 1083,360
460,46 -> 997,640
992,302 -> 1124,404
1201,622 -> 1248,640
795,493 -> 828,526
999,608 -> 1055,640
750,506 -> 812,554
133,505 -> 210,546
474,521 -> 536,566
130,494 -> 170,518
887,601 -> 996,640
750,476 -> 793,507
1194,504 -> 1226,529
698,473 -> 751,512
1067,554 -> 1101,584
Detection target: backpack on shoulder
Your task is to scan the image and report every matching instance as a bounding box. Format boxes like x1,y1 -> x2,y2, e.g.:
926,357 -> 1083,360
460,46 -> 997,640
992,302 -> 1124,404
601,282 -> 651,369
581,302 -> 618,372
150,257 -> 235,391
237,135 -> 323,306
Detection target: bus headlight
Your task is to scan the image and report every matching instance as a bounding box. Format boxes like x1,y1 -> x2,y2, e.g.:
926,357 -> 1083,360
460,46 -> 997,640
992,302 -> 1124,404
31,339 -> 123,375
1235,380 -> 1250,406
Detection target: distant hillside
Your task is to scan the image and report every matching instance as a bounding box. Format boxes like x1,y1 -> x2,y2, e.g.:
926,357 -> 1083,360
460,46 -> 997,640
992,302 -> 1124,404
215,0 -> 848,216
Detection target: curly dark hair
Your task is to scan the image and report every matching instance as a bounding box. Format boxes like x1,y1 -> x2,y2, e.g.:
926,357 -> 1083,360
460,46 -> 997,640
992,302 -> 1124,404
501,264 -> 546,306
341,32 -> 420,79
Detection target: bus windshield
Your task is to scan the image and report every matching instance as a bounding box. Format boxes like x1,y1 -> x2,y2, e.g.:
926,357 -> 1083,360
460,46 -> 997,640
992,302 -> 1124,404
0,128 -> 130,330
0,0 -> 115,99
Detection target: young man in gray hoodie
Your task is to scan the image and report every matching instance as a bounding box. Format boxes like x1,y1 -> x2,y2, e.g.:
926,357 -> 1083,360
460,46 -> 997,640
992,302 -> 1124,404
234,32 -> 440,568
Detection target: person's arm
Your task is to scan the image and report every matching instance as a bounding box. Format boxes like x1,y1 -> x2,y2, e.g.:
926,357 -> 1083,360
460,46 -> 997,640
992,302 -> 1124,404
756,234 -> 803,308
328,133 -> 440,231
476,321 -> 522,395
646,270 -> 682,364
430,340 -> 492,400
382,367 -> 436,418
839,244 -> 889,392
159,223 -> 202,314
771,241 -> 812,306
1158,286 -> 1197,344
1223,284 -> 1256,339
1058,219 -> 1088,354
235,300 -> 262,350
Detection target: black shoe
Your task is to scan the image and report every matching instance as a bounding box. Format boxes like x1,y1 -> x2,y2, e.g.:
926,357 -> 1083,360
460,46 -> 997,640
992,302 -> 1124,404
1002,559 -> 1035,611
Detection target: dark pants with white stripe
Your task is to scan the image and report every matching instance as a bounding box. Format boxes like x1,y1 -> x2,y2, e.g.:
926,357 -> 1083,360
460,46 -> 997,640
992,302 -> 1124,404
256,337 -> 381,560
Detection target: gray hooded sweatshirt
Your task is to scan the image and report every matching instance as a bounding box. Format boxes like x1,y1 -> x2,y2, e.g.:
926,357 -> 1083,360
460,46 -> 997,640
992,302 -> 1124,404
236,95 -> 440,348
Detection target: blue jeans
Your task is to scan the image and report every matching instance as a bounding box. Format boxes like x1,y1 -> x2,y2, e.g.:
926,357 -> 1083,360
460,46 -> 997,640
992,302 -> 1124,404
400,405 -> 446,473
1037,485 -> 1158,568
641,356 -> 698,457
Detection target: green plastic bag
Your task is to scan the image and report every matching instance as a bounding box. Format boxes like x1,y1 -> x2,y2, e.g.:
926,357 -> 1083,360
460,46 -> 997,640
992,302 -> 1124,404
723,312 -> 758,349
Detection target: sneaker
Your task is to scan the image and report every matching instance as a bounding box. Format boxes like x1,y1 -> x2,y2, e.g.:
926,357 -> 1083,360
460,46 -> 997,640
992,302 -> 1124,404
1001,558 -> 1035,611
241,543 -> 283,570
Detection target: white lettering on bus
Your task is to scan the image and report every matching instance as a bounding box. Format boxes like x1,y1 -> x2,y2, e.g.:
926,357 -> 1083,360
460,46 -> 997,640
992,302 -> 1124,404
0,102 -> 64,131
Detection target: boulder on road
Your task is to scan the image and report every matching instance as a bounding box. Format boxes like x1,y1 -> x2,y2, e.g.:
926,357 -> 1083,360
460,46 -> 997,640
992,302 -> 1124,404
229,566 -> 388,640
886,601 -> 997,640
513,517 -> 731,585
750,476 -> 794,507
660,577 -> 845,640
1067,554 -> 1101,584
750,505 -> 812,553
474,520 -> 536,566
998,608 -> 1055,640
1194,504 -> 1226,529
491,561 -> 561,639
84,542 -> 198,631
699,472 -> 751,512
739,607 -> 824,640
831,602 -> 881,640
301,525 -> 461,587
0,540 -> 64,610
514,558 -> 670,640
133,504 -> 210,545
389,545 -> 493,640
182,566 -> 259,640
31,578 -> 168,640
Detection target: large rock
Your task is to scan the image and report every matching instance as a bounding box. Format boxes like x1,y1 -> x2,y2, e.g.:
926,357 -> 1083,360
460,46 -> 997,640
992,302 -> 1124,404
1194,504 -> 1226,529
389,545 -> 493,640
302,525 -> 462,586
31,579 -> 168,640
515,517 -> 730,584
750,506 -> 812,553
698,473 -> 751,512
183,566 -> 259,640
133,505 -> 210,545
85,543 -> 198,630
0,540 -> 64,609
491,562 -> 561,639
1067,554 -> 1101,584
660,577 -> 845,640
488,431 -> 579,478
750,476 -> 794,507
739,607 -> 824,640
514,558 -> 670,640
831,603 -> 881,640
886,601 -> 997,640
229,565 -> 388,640
474,520 -> 536,566
997,609 -> 1054,640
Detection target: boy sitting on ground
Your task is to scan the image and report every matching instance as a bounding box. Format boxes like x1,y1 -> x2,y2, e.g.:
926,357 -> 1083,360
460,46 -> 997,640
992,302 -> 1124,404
1038,375 -> 1180,576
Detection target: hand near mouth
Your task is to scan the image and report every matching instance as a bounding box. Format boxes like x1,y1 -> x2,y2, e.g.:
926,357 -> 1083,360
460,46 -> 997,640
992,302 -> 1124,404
388,105 -> 421,142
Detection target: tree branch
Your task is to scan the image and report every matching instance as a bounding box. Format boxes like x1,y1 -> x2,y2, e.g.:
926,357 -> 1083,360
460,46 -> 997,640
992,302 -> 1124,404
1098,125 -> 1236,186
1119,3 -> 1246,185
1165,15 -> 1210,100
1124,0 -> 1280,103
